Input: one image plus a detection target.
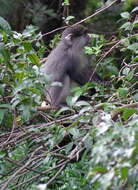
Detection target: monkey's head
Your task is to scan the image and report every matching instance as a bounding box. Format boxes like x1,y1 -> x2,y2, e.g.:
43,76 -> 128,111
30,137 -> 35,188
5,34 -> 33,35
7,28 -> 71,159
61,24 -> 90,49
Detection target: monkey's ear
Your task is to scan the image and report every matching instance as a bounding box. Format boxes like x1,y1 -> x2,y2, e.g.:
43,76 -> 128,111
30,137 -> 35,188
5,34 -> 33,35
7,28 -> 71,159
65,33 -> 72,46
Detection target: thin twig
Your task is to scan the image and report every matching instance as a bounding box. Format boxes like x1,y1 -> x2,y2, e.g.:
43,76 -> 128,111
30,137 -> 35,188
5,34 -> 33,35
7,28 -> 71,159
123,59 -> 138,68
1,155 -> 45,190
11,161 -> 69,189
38,0 -> 120,39
0,109 -> 16,149
111,103 -> 138,119
68,133 -> 89,160
46,162 -> 67,187
5,157 -> 43,175
89,33 -> 138,81
73,0 -> 120,26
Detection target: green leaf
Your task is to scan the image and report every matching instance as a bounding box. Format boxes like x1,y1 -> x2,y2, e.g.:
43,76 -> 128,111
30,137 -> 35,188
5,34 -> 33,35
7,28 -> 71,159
66,96 -> 79,107
122,67 -> 130,75
121,12 -> 130,19
1,48 -> 10,62
65,16 -> 75,24
127,43 -> 138,54
0,109 -> 7,124
133,19 -> 138,25
65,142 -> 74,153
120,167 -> 129,180
79,106 -> 91,115
63,0 -> 70,5
85,46 -> 93,55
21,105 -> 33,121
131,7 -> 138,13
126,70 -> 134,81
0,104 -> 11,109
0,152 -> 6,159
133,93 -> 138,101
23,42 -> 33,52
84,135 -> 93,149
10,144 -> 26,160
132,56 -> 138,62
0,16 -> 11,31
71,87 -> 83,97
100,171 -> 114,188
75,101 -> 90,107
118,88 -> 129,97
0,84 -> 5,95
68,128 -> 81,139
122,108 -> 137,121
120,22 -> 131,30
13,31 -> 22,39
27,53 -> 40,65
55,106 -> 72,117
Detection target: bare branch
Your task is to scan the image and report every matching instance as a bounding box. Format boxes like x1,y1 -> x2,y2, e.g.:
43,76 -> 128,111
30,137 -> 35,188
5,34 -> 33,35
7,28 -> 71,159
39,0 -> 120,39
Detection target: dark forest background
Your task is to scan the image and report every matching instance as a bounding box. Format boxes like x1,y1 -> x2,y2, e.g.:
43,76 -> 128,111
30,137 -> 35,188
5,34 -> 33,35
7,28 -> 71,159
0,1 -> 138,190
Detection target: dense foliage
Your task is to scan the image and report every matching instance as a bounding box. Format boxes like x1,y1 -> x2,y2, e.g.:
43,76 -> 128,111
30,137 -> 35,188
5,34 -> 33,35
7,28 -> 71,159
0,1 -> 138,190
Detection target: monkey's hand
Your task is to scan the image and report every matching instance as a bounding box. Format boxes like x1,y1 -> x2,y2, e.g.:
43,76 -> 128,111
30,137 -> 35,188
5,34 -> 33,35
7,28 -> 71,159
37,105 -> 58,111
37,102 -> 58,111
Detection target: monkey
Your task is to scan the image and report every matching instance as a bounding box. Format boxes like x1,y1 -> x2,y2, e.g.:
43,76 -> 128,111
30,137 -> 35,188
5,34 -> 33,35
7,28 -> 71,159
40,24 -> 103,109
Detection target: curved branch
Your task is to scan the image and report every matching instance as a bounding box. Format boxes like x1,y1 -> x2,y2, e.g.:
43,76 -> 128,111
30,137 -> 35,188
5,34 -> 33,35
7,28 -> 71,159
39,0 -> 120,39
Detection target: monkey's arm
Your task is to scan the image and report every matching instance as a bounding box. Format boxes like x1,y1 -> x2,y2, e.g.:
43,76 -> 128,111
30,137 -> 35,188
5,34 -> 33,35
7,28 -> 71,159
69,66 -> 103,85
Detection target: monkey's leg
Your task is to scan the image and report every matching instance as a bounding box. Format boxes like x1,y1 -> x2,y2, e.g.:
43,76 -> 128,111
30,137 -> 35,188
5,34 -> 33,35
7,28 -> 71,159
46,75 -> 70,108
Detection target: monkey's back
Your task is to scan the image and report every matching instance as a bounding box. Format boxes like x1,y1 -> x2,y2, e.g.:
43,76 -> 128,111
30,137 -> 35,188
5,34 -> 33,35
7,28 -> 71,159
41,42 -> 71,81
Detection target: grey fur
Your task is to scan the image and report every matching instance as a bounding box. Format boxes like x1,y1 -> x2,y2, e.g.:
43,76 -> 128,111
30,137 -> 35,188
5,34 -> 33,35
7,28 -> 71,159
41,25 -> 102,107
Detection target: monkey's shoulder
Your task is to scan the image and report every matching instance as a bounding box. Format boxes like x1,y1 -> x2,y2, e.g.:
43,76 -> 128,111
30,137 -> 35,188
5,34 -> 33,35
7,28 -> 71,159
40,47 -> 70,74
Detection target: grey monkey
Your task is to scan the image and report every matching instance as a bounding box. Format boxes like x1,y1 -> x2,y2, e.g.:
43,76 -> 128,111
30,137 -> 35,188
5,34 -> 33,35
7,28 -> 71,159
41,25 -> 102,108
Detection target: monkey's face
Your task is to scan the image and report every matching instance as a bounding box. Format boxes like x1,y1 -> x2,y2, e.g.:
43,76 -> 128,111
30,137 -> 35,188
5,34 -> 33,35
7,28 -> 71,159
74,32 -> 90,48
62,25 -> 90,49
